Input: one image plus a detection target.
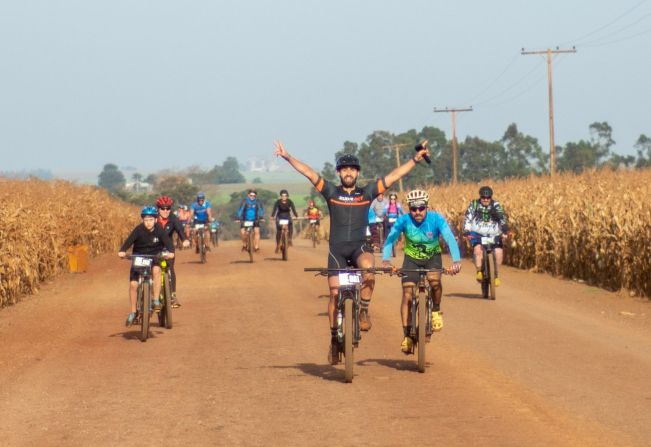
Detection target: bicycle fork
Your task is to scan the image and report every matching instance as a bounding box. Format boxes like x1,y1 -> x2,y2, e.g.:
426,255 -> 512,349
337,287 -> 361,347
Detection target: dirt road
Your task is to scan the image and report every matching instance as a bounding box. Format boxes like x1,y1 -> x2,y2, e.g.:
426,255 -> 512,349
0,239 -> 649,446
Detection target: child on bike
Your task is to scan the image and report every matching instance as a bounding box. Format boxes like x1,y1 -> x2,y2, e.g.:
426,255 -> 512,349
118,206 -> 175,326
381,189 -> 461,354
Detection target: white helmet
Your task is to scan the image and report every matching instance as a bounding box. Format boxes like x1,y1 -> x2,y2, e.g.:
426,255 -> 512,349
406,189 -> 429,205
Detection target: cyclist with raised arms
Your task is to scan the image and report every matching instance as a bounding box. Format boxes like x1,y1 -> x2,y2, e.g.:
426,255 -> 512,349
381,189 -> 461,353
156,195 -> 190,308
274,140 -> 431,364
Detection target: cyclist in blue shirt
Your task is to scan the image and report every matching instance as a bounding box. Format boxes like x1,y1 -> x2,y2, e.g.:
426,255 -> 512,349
382,189 -> 461,354
190,192 -> 213,252
237,188 -> 265,252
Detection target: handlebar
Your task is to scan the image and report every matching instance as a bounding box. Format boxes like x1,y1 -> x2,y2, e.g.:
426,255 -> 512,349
304,267 -> 394,276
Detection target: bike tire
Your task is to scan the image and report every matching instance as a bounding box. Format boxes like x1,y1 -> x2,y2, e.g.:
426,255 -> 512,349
489,252 -> 496,301
163,272 -> 172,329
344,298 -> 354,383
215,231 -> 219,247
200,232 -> 206,264
248,231 -> 254,263
312,226 -> 317,248
281,231 -> 288,261
417,290 -> 427,373
140,281 -> 151,342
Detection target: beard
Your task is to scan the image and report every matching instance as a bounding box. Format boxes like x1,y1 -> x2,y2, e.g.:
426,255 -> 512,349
340,174 -> 357,188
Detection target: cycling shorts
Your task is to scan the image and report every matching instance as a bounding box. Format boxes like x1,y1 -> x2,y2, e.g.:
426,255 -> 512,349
468,232 -> 503,248
129,261 -> 162,282
327,241 -> 373,276
240,220 -> 260,229
401,254 -> 442,285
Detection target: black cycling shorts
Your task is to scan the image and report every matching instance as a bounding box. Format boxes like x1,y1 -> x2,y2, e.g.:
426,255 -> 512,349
129,261 -> 162,282
401,254 -> 442,284
327,241 -> 373,276
240,221 -> 260,229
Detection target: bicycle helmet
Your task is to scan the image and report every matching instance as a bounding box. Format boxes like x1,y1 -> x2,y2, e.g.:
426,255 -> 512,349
479,186 -> 493,198
156,195 -> 174,208
140,206 -> 158,218
389,193 -> 398,200
279,189 -> 288,196
336,154 -> 361,171
197,192 -> 206,200
406,189 -> 429,205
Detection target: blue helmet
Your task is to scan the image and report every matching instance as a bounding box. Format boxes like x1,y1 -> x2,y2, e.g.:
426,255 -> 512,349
141,206 -> 158,218
197,192 -> 206,200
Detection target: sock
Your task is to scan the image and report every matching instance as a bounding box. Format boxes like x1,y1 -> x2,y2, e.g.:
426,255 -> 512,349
360,299 -> 371,313
330,327 -> 337,341
433,303 -> 441,312
403,326 -> 411,337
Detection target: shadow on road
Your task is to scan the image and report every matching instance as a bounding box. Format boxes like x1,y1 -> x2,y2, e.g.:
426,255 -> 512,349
263,257 -> 286,262
445,292 -> 488,300
357,358 -> 421,372
230,260 -> 254,264
108,329 -> 164,341
270,363 -> 346,382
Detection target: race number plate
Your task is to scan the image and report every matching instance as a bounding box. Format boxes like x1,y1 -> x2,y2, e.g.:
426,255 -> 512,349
278,219 -> 290,225
132,256 -> 152,268
338,273 -> 361,286
376,217 -> 384,223
388,217 -> 397,223
481,236 -> 496,245
309,219 -> 317,224
243,221 -> 254,227
194,224 -> 205,229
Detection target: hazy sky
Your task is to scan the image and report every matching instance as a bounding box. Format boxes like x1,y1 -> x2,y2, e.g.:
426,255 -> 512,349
1,0 -> 650,176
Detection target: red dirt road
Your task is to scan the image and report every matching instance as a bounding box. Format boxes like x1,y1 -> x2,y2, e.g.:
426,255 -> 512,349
0,239 -> 649,446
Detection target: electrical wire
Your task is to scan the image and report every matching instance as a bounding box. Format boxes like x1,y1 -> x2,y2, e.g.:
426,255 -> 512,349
472,58 -> 545,107
463,52 -> 520,105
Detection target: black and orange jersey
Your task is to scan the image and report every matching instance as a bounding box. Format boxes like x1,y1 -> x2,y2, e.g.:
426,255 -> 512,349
314,176 -> 387,244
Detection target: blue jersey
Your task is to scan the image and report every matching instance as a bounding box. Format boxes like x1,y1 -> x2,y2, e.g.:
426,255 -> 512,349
383,211 -> 461,262
191,200 -> 211,222
237,198 -> 264,222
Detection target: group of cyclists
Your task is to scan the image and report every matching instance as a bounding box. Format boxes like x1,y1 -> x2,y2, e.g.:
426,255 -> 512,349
118,140 -> 510,362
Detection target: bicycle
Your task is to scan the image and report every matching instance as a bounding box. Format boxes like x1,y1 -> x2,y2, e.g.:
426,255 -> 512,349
125,253 -> 168,342
210,221 -> 220,248
476,235 -> 499,300
277,218 -> 291,261
193,222 -> 208,264
385,217 -> 398,257
239,220 -> 255,263
392,267 -> 447,373
307,219 -> 319,247
157,258 -> 173,330
304,267 -> 391,383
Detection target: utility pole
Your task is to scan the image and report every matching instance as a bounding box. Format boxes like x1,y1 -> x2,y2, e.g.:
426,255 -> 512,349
433,107 -> 473,185
521,46 -> 576,176
382,143 -> 410,192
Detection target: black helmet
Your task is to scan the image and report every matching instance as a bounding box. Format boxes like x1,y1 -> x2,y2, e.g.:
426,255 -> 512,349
479,186 -> 493,198
336,154 -> 361,171
279,189 -> 288,196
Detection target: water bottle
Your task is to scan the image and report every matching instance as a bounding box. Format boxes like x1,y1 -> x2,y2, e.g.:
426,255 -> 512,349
336,310 -> 344,341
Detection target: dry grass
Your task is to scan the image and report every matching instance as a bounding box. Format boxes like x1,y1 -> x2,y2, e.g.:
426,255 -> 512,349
421,168 -> 651,298
0,179 -> 138,307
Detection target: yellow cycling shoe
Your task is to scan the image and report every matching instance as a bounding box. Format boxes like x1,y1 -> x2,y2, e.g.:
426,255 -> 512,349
401,336 -> 414,354
476,271 -> 483,282
432,311 -> 443,332
494,277 -> 501,287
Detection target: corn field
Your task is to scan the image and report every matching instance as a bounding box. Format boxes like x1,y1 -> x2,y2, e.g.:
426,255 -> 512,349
0,179 -> 138,308
419,168 -> 651,298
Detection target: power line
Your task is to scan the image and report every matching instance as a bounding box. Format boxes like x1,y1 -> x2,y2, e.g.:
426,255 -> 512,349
581,24 -> 651,47
463,52 -> 520,104
473,58 -> 544,107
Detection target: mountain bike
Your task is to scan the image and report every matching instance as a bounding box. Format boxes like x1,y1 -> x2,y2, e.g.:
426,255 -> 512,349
393,267 -> 447,373
157,258 -> 173,330
375,217 -> 385,249
277,218 -> 291,261
210,220 -> 220,247
307,219 -> 319,247
385,217 -> 398,257
477,235 -> 499,300
304,267 -> 392,383
125,254 -> 166,342
194,223 -> 208,264
240,220 -> 255,263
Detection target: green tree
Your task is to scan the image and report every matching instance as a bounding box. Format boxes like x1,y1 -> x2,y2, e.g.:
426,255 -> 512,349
557,122 -> 613,173
635,134 -> 651,168
501,123 -> 547,177
98,163 -> 126,191
459,137 -> 505,182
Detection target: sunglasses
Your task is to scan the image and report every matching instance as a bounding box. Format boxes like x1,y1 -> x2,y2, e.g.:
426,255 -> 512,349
158,206 -> 171,211
248,194 -> 256,197
409,206 -> 427,212
480,196 -> 492,200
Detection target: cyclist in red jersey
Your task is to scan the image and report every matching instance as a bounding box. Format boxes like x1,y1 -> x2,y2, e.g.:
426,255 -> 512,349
274,140 -> 430,364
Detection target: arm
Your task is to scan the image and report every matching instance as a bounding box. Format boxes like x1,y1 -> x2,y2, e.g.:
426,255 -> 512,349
383,142 -> 430,189
207,203 -> 213,221
382,217 -> 404,260
492,201 -> 509,233
236,201 -> 245,220
274,141 -> 320,185
438,216 -> 461,263
271,201 -> 279,219
159,228 -> 176,256
290,200 -> 298,218
119,227 -> 139,254
462,202 -> 475,234
173,217 -> 187,241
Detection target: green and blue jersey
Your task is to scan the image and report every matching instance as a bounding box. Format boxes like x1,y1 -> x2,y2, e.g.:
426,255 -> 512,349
382,211 -> 461,262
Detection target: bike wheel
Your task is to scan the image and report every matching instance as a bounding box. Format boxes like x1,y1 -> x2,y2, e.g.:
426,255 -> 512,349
281,231 -> 288,261
248,231 -> 254,263
163,272 -> 172,329
215,231 -> 219,247
481,252 -> 490,299
344,298 -> 354,383
140,281 -> 151,342
200,233 -> 206,264
417,290 -> 427,373
489,252 -> 497,301
312,226 -> 317,248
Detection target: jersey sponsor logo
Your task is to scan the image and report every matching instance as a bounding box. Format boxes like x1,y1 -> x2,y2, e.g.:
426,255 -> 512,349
153,237 -> 159,243
426,232 -> 433,238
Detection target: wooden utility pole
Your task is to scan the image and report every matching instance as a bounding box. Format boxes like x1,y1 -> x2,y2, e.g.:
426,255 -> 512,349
521,46 -> 576,176
433,107 -> 473,184
382,143 -> 410,192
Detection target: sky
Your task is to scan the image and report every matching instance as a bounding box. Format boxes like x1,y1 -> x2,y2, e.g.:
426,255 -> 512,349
1,0 -> 650,179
